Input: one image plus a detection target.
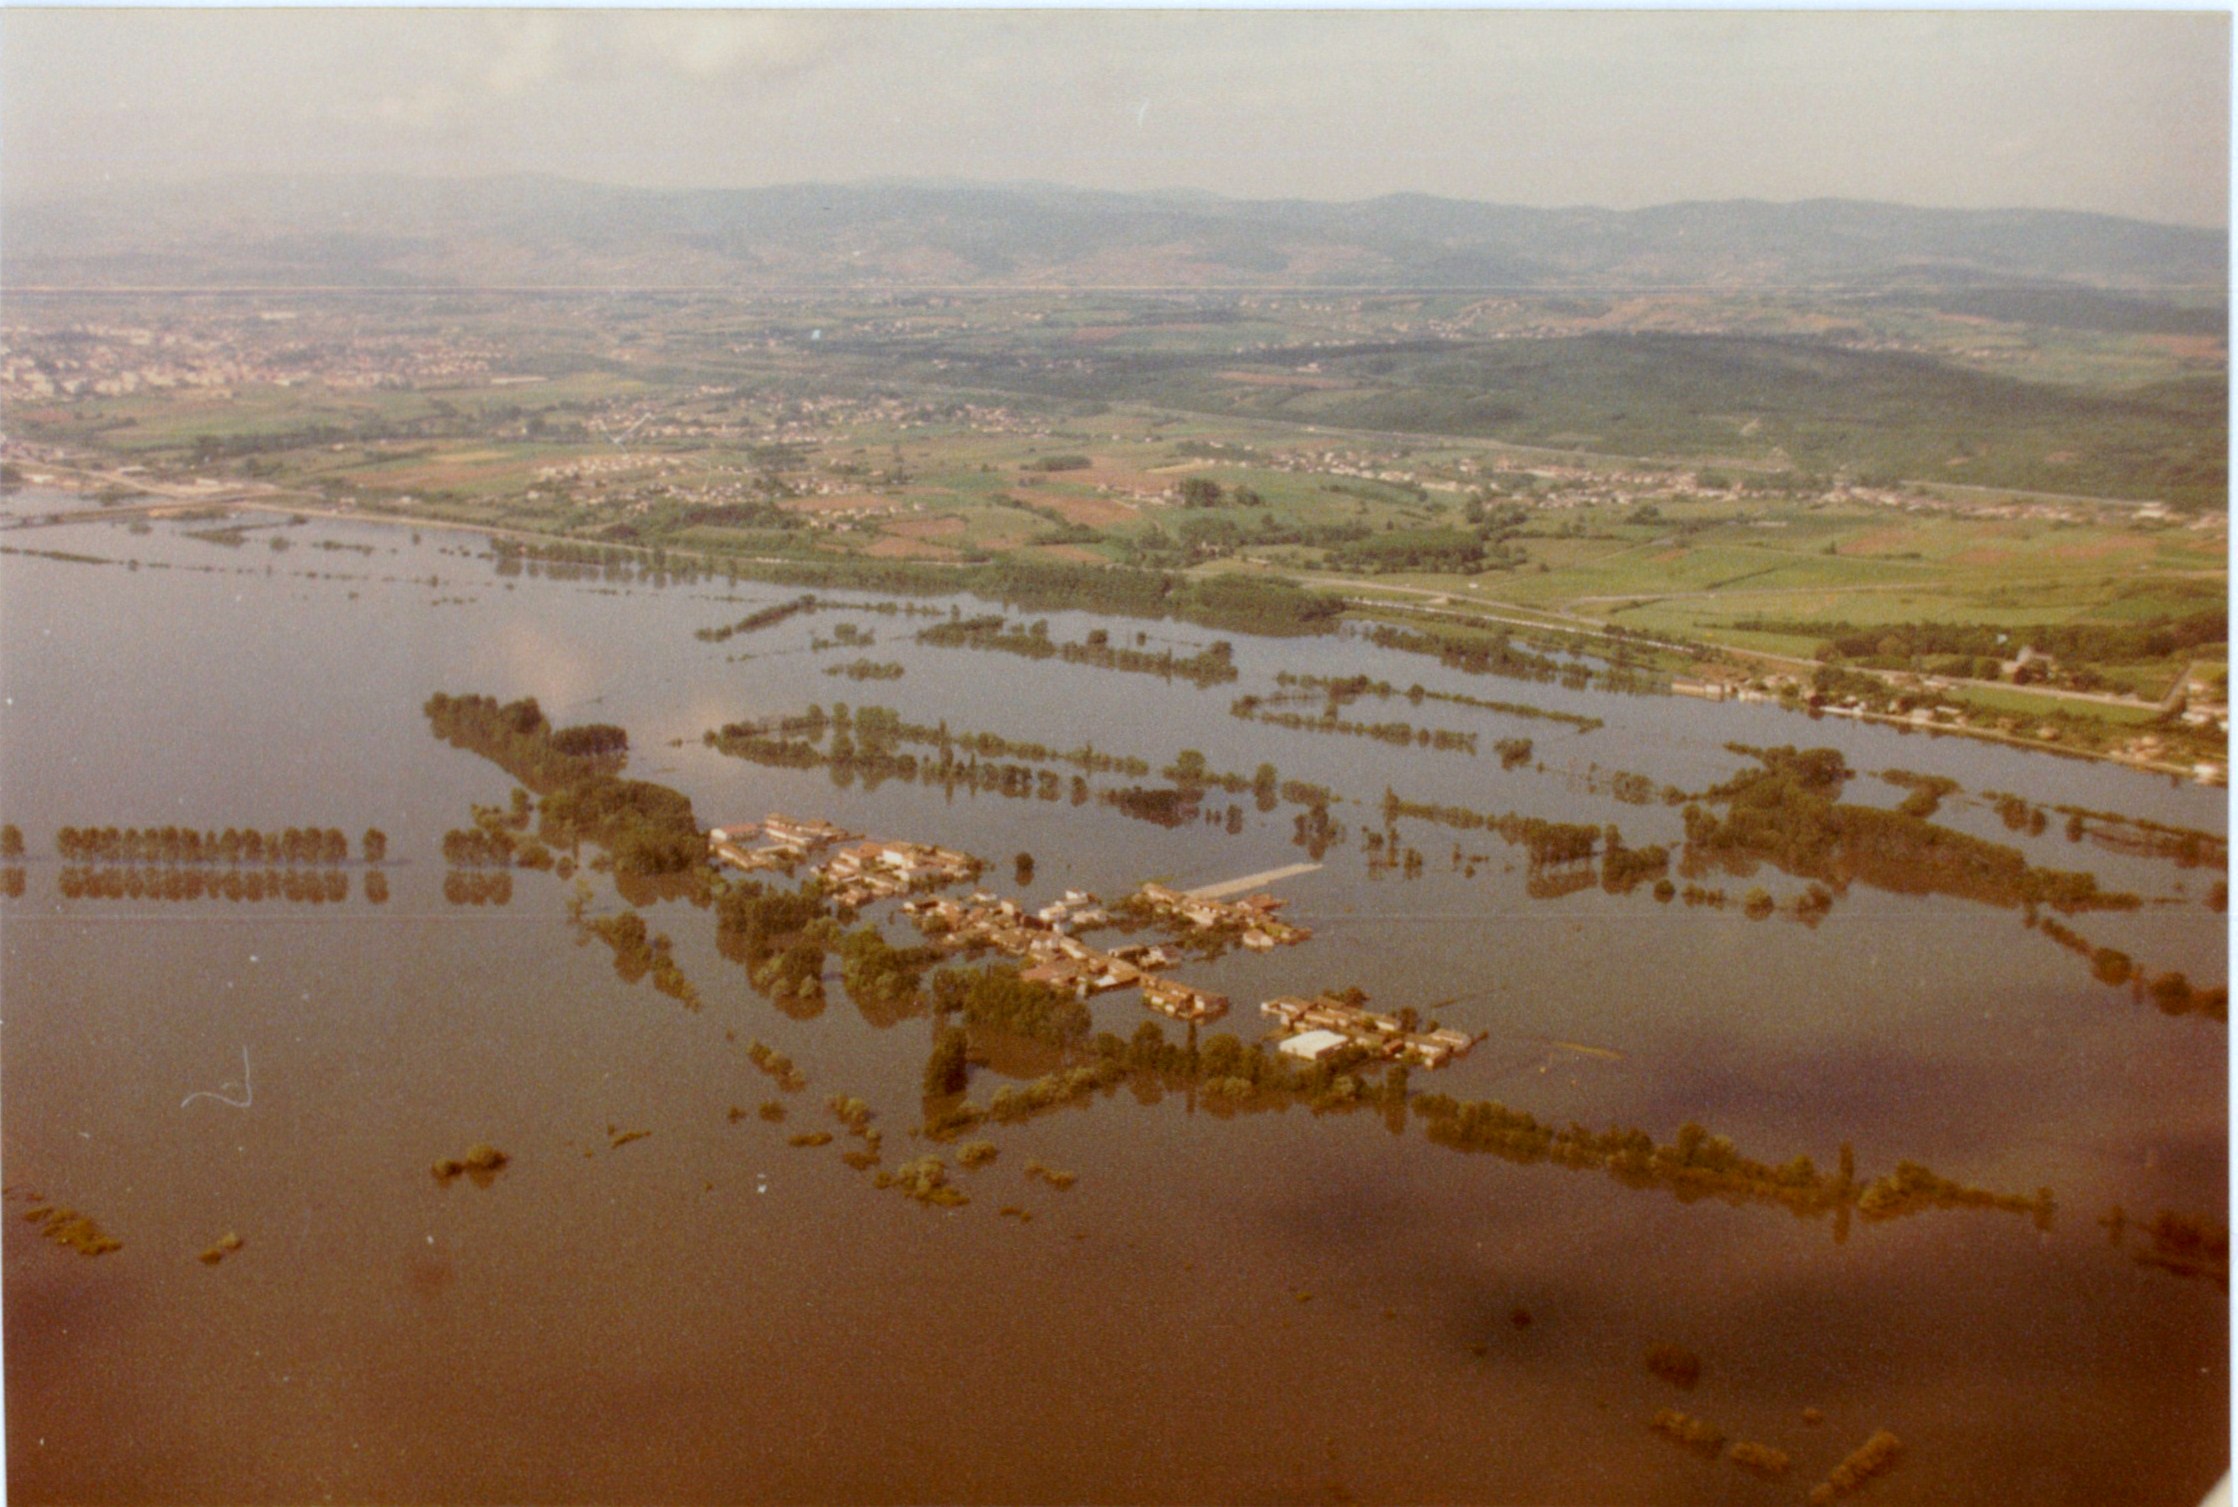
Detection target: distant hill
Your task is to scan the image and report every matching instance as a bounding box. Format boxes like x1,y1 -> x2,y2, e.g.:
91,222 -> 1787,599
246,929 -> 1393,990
5,175 -> 2226,292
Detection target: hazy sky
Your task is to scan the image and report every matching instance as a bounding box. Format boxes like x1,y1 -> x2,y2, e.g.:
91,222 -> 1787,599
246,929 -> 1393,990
4,8 -> 2229,226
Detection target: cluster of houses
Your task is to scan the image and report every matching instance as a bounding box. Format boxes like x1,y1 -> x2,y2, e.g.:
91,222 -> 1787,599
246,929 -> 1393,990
1672,677 -> 1793,704
708,814 -> 979,904
1125,882 -> 1313,953
2,318 -> 502,401
706,813 -> 1478,1059
1672,668 -> 2229,785
897,887 -> 1241,1026
812,839 -> 981,907
903,889 -> 1109,958
708,813 -> 854,873
1261,995 -> 1480,1068
894,889 -> 1228,1015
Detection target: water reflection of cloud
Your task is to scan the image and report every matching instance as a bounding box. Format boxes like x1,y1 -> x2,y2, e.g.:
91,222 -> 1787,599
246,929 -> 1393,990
494,619 -> 602,717
1584,1008 -> 2223,1225
1252,1159 -> 1426,1252
1330,1143 -> 2223,1503
1612,1216 -> 2231,1505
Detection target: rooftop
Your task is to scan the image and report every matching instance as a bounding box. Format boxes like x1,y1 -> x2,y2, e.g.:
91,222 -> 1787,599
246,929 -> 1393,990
1278,1029 -> 1351,1062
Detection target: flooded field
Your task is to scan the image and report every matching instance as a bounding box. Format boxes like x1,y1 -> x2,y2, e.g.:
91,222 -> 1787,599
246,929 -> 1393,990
2,502 -> 2226,1505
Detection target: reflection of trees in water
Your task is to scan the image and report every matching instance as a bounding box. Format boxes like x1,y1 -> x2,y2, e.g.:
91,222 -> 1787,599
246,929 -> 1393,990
60,866 -> 350,903
1986,794 -> 2229,871
1292,804 -> 1343,859
612,869 -> 700,909
2103,1206 -> 2229,1290
1525,865 -> 1596,902
1379,790 -> 1603,867
694,594 -> 816,644
441,871 -> 513,906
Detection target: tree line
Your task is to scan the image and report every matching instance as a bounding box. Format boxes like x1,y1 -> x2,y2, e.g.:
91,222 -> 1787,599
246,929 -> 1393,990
1736,610 -> 2225,672
1411,1093 -> 2050,1230
1232,694 -> 1479,755
687,551 -> 1348,638
915,615 -> 1240,688
1365,621 -> 1604,691
2034,914 -> 2227,1021
708,702 -> 1316,826
1272,669 -> 1604,732
2005,796 -> 2228,870
1378,788 -> 1605,867
579,909 -> 698,1006
824,658 -> 905,681
55,825 -> 383,865
694,594 -> 818,643
919,1006 -> 1409,1144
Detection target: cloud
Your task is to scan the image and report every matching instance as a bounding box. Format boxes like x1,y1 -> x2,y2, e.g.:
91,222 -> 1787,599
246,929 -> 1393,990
370,85 -> 459,131
637,13 -> 851,84
484,17 -> 565,98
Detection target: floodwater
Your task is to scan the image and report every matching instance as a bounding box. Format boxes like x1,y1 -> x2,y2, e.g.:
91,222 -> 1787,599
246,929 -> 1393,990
2,502 -> 2226,1504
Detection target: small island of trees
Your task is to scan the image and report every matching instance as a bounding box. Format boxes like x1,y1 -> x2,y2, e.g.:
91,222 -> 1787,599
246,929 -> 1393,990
426,692 -> 700,878
1680,745 -> 2139,915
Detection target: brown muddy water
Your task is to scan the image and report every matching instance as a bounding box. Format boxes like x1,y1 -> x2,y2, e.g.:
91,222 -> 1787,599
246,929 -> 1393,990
1,506 -> 2225,1504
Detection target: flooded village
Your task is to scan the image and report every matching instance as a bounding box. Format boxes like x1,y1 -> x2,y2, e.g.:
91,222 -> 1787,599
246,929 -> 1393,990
706,812 -> 1474,1061
2,14 -> 2227,1498
1,487 -> 2224,1507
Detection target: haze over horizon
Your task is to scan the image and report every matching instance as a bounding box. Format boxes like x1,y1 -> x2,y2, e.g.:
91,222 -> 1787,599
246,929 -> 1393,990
3,9 -> 2229,229
11,168 -> 2232,230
